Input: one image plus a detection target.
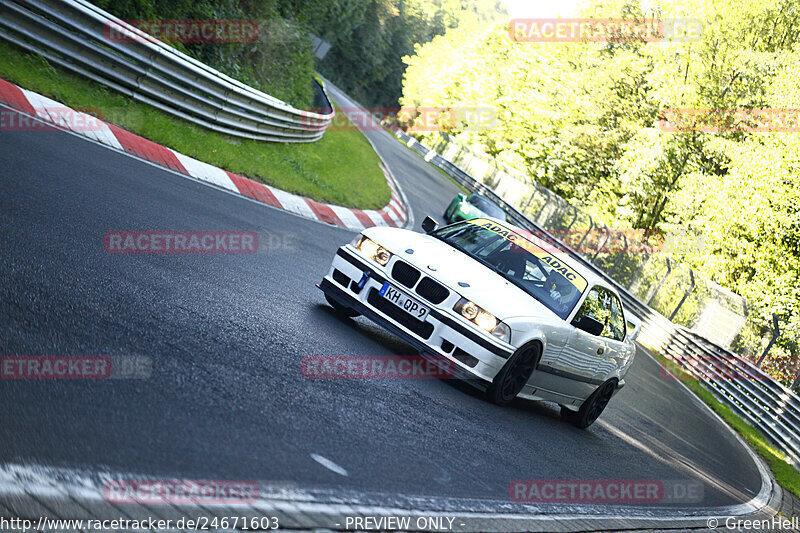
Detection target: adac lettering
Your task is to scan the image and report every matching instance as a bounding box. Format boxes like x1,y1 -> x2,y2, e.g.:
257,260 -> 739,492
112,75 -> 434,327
480,221 -> 517,241
540,256 -> 577,281
469,218 -> 587,291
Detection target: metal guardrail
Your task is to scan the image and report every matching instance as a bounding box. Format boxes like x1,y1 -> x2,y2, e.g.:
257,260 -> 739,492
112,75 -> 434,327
0,0 -> 334,142
395,129 -> 800,468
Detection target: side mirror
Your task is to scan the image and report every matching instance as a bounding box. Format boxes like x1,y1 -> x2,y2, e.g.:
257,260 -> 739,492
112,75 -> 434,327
574,315 -> 604,336
421,216 -> 439,234
626,315 -> 642,342
456,193 -> 466,201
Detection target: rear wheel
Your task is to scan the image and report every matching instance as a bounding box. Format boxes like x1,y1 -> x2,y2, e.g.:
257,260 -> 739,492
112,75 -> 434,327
563,379 -> 617,429
486,342 -> 541,406
325,294 -> 360,318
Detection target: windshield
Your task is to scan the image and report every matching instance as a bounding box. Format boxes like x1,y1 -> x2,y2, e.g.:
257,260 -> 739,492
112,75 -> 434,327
434,218 -> 587,318
468,195 -> 507,220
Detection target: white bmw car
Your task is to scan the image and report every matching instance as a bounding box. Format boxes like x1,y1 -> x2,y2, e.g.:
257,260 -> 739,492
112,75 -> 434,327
318,216 -> 640,428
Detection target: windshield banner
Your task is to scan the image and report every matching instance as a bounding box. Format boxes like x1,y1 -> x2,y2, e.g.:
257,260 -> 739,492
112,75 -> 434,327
467,219 -> 588,292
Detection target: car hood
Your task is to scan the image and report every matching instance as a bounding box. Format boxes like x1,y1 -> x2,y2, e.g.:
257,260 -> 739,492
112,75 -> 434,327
362,227 -> 558,322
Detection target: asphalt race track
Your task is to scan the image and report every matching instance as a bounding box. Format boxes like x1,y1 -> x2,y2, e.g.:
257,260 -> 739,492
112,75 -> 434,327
0,90 -> 763,517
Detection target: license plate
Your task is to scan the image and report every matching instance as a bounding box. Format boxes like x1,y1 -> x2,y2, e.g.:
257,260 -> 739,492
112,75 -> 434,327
379,282 -> 430,321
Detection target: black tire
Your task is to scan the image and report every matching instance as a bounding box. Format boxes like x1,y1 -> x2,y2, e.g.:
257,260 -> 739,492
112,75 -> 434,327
325,294 -> 360,318
567,379 -> 617,429
486,342 -> 541,406
559,405 -> 577,422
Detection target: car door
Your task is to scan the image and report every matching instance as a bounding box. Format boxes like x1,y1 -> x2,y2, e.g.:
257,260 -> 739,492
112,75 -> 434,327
592,287 -> 628,380
557,286 -> 612,399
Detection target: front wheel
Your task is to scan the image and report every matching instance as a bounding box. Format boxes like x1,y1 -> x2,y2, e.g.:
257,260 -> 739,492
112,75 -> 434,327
562,379 -> 617,429
325,294 -> 360,318
486,342 -> 541,406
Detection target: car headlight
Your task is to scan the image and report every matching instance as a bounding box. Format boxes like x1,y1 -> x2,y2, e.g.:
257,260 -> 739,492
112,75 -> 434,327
454,298 -> 511,343
354,235 -> 392,266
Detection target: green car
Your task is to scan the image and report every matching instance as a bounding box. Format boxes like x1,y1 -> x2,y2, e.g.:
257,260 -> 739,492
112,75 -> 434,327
443,193 -> 507,223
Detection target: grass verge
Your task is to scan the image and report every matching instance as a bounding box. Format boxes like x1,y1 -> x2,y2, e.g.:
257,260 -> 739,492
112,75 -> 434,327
649,348 -> 800,502
0,40 -> 391,210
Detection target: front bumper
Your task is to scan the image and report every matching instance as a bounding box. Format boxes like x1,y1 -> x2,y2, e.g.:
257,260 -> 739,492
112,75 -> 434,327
318,246 -> 514,383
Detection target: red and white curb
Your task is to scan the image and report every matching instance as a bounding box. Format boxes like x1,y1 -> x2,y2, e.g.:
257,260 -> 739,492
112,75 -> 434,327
0,78 -> 411,231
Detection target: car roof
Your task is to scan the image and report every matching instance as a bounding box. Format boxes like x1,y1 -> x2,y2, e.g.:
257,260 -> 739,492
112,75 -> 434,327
469,193 -> 498,204
478,216 -> 612,291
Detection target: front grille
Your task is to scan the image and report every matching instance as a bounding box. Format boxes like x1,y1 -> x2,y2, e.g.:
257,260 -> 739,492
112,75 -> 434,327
416,277 -> 449,304
349,279 -> 364,294
453,348 -> 479,368
367,288 -> 433,339
332,269 -> 350,287
391,261 -> 421,288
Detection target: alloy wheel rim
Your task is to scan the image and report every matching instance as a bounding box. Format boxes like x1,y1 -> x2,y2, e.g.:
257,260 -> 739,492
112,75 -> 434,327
586,382 -> 615,424
501,348 -> 537,400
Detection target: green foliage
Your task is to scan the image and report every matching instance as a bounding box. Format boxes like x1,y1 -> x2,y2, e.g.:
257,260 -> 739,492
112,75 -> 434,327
315,0 -> 507,107
401,0 -> 800,385
90,0 -> 506,109
91,0 -> 315,108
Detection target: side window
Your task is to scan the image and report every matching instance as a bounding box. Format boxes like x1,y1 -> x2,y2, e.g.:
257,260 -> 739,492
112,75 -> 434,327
573,287 -> 625,341
522,261 -> 546,282
573,288 -> 608,326
606,293 -> 626,341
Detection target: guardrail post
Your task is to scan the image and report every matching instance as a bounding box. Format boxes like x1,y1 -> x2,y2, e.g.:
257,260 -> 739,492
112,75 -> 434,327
522,190 -> 537,213
647,257 -> 672,306
669,269 -> 695,321
755,313 -> 781,368
576,217 -> 594,253
610,232 -> 629,276
534,189 -> 551,221
565,205 -> 579,231
591,226 -> 611,261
